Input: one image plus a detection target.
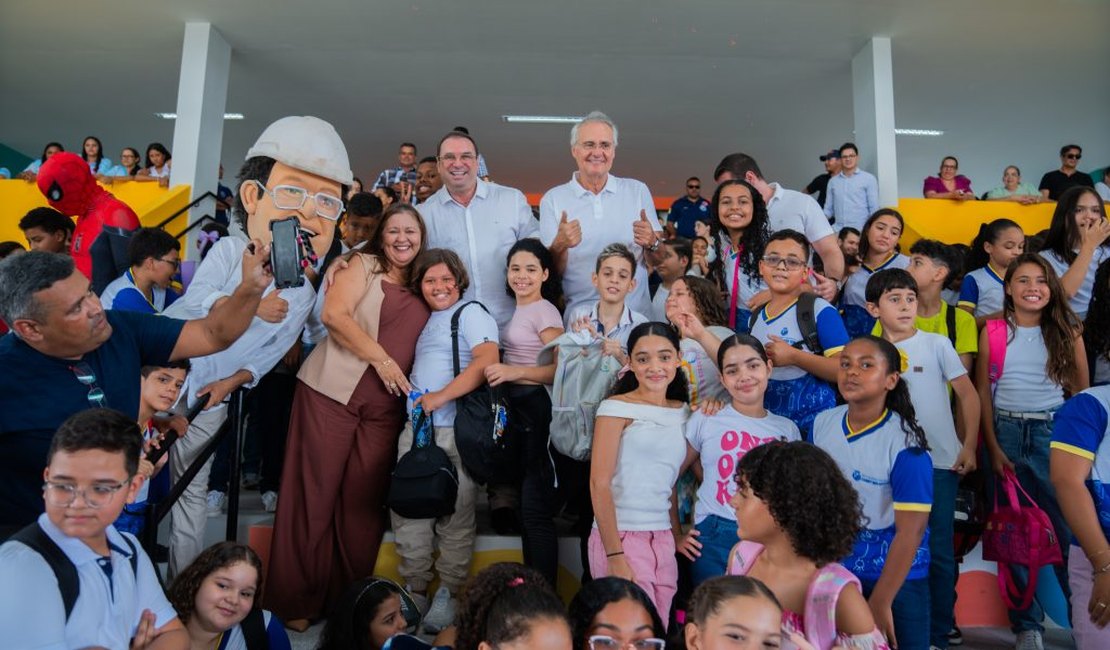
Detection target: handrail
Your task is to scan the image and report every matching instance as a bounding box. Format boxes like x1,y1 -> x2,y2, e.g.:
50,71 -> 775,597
174,214 -> 217,240
154,190 -> 218,230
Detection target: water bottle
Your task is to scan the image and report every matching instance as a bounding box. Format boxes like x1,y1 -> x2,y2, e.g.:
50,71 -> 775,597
409,389 -> 431,448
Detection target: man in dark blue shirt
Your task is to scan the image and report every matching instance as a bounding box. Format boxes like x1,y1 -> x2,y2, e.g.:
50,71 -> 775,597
665,176 -> 710,239
0,249 -> 270,532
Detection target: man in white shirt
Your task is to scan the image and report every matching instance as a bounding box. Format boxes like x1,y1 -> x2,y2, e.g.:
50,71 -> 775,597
539,111 -> 664,319
161,115 -> 352,575
713,152 -> 844,300
418,132 -> 537,328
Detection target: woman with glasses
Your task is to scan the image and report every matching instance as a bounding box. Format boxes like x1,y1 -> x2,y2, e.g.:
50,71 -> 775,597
922,156 -> 975,200
105,147 -> 143,180
1038,187 -> 1110,319
985,166 -> 1043,204
266,203 -> 430,630
568,577 -> 667,650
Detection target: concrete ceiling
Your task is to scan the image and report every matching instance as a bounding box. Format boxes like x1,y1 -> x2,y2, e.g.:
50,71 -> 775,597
2,0 -> 1108,200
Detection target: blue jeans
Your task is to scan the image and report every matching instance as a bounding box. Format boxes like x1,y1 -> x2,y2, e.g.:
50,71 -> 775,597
992,410 -> 1072,633
690,514 -> 739,587
860,576 -> 930,650
929,469 -> 958,648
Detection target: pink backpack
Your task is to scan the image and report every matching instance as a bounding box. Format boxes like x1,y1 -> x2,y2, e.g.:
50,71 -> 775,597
728,541 -> 887,650
982,468 -> 1064,610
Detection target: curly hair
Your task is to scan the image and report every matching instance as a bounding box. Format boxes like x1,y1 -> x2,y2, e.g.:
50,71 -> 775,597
1084,258 -> 1110,377
735,441 -> 863,565
706,179 -> 769,296
166,542 -> 263,625
453,563 -> 567,650
567,577 -> 666,647
1002,253 -> 1084,391
673,275 -> 727,327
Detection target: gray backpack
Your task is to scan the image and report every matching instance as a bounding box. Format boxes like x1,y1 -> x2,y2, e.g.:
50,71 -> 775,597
537,332 -> 621,461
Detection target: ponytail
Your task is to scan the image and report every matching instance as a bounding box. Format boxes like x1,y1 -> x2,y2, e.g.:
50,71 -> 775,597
966,218 -> 1021,272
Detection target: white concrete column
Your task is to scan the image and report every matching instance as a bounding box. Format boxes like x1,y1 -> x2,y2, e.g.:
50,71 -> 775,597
851,37 -> 898,208
170,22 -> 231,260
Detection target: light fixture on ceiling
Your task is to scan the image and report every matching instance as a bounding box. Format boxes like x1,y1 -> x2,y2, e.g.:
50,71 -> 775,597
894,128 -> 944,136
155,112 -> 245,120
502,115 -> 584,124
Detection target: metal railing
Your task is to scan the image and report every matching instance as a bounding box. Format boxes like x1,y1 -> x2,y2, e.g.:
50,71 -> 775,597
154,190 -> 219,231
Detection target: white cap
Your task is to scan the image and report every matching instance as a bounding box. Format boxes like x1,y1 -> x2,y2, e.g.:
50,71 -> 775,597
245,116 -> 353,186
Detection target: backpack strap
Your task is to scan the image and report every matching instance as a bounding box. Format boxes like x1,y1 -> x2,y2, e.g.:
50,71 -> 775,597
796,292 -> 822,355
748,303 -> 764,331
10,522 -> 79,621
118,531 -> 140,577
450,301 -> 490,377
727,540 -> 764,575
986,319 -> 1009,388
803,562 -> 861,649
240,608 -> 270,650
945,303 -> 958,349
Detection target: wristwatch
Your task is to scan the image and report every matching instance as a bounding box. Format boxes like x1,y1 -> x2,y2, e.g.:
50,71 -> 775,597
648,237 -> 662,253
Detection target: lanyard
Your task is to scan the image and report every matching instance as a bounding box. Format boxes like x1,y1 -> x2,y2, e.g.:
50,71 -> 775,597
727,244 -> 744,329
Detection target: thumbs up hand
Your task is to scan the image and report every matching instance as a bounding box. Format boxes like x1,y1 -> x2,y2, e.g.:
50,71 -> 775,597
633,209 -> 659,248
554,210 -> 583,250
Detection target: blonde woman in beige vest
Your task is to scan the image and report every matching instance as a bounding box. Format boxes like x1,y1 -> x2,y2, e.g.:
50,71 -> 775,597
266,204 -> 431,629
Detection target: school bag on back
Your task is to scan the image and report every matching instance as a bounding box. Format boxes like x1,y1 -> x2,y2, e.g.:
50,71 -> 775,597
749,291 -> 823,354
537,331 -> 620,461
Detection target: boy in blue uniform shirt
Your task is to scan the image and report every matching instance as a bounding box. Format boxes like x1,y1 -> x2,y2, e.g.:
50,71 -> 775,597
0,408 -> 188,649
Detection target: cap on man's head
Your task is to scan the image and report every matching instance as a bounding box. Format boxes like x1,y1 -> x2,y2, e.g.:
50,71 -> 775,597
819,150 -> 840,162
245,116 -> 353,186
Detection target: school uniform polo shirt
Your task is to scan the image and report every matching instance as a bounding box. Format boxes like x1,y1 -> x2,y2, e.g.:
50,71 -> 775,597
0,514 -> 177,649
749,296 -> 848,382
958,264 -> 1007,317
100,269 -> 179,314
0,310 -> 184,528
813,406 -> 933,581
1050,386 -> 1110,544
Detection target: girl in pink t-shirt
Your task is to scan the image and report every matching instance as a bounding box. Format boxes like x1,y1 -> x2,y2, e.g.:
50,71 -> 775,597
482,238 -> 565,586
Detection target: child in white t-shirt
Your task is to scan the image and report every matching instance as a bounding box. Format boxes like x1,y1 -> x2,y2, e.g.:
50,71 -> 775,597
865,268 -> 979,649
677,334 -> 800,587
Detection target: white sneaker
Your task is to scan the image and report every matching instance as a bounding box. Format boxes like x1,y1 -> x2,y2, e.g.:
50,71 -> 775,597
206,490 -> 227,516
261,490 -> 278,513
1015,630 -> 1044,650
422,586 -> 455,634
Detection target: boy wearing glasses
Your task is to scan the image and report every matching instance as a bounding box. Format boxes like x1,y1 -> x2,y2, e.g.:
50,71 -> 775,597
160,115 -> 352,576
101,227 -> 182,314
0,408 -> 188,649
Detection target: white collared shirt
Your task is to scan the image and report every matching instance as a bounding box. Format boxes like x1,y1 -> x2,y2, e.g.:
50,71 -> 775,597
419,179 -> 538,328
162,237 -> 319,407
765,182 -> 835,244
539,173 -> 659,318
0,514 -> 177,650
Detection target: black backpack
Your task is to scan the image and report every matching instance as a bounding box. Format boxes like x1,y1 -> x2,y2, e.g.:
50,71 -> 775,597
749,292 -> 823,354
9,522 -> 270,648
10,522 -> 139,621
449,301 -> 514,486
388,408 -> 460,519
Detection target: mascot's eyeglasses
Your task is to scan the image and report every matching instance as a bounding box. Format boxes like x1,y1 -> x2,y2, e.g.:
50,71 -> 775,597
253,181 -> 344,221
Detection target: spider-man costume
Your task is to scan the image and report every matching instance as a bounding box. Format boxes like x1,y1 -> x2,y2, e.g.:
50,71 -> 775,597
37,152 -> 140,294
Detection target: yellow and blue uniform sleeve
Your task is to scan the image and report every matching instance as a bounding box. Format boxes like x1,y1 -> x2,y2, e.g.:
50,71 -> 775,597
957,274 -> 979,310
1051,393 -> 1108,461
815,300 -> 850,356
892,447 -> 933,513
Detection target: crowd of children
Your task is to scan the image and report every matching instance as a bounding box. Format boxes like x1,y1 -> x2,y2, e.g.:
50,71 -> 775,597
3,120 -> 1110,650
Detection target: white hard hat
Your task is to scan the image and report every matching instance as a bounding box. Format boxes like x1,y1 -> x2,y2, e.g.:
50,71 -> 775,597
245,116 -> 354,186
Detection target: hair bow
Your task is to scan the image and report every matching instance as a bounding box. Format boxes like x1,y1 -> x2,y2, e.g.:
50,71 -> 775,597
197,230 -> 221,247
897,349 -> 910,373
